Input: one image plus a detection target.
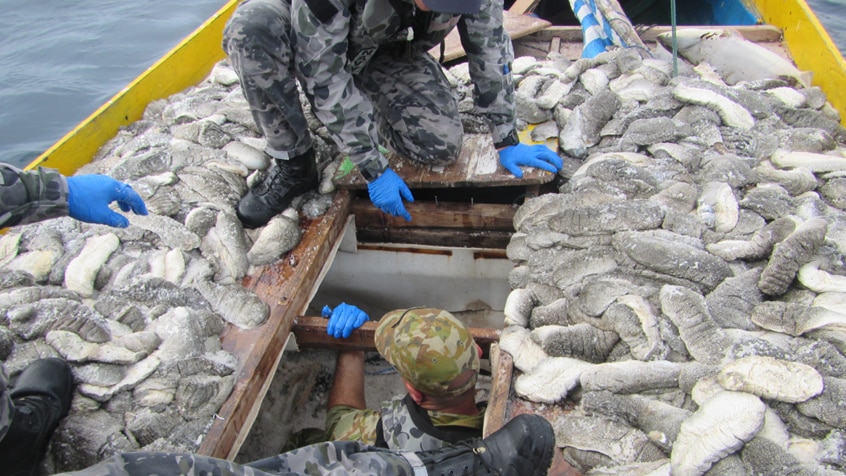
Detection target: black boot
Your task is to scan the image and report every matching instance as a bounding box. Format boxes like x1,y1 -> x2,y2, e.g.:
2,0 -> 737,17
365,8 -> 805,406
0,358 -> 74,476
418,413 -> 555,476
236,149 -> 318,228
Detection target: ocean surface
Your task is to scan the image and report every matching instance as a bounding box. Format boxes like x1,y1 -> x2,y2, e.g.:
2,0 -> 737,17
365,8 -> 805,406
0,0 -> 844,170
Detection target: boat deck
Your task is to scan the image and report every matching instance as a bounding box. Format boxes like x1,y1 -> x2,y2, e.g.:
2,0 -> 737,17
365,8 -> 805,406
198,22 -> 798,464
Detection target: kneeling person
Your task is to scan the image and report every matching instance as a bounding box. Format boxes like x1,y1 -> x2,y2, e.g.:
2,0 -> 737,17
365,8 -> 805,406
327,307 -> 484,450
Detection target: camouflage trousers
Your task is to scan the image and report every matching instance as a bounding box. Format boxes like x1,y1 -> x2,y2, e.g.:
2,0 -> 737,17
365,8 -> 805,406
222,0 -> 463,165
0,372 -> 419,476
0,369 -> 12,440
53,443 -> 421,476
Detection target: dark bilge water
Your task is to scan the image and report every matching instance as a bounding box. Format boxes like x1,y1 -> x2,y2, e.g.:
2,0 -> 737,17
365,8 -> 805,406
0,0 -> 843,169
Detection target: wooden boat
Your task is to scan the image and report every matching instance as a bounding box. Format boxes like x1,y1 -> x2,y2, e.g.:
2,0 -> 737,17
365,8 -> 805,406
20,0 -> 846,464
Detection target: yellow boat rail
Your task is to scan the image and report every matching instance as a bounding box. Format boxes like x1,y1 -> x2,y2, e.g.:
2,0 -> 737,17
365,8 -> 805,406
26,0 -> 241,175
27,0 -> 846,176
752,0 -> 846,126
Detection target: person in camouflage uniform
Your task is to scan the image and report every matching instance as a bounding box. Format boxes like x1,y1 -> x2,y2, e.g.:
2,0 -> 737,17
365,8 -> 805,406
223,0 -> 563,228
325,307 -> 487,451
0,163 -> 147,476
52,412 -> 556,476
0,163 -> 147,229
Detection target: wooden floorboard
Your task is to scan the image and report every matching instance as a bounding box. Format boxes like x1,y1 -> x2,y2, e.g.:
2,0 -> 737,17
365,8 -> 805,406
334,134 -> 558,190
483,343 -> 512,438
433,10 -> 551,63
292,316 -> 501,356
352,199 -> 516,230
198,190 -> 354,459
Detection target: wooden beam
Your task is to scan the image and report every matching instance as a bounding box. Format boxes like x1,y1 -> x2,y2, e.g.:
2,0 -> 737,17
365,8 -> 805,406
352,199 -> 516,231
291,316 -> 501,357
508,0 -> 541,15
431,10 -> 551,63
355,227 -> 512,248
482,343 -> 513,438
334,134 -> 556,190
523,24 -> 783,44
198,190 -> 354,459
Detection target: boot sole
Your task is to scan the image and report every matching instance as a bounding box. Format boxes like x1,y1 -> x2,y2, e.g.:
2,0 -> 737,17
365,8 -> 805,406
530,416 -> 555,476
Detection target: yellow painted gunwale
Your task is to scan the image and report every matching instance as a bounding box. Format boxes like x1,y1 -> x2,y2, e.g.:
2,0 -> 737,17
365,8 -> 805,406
25,0 -> 241,175
751,0 -> 846,125
25,0 -> 846,174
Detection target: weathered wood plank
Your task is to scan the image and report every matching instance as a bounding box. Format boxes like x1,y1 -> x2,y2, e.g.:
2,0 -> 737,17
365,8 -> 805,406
433,10 -> 551,62
514,25 -> 787,61
355,227 -> 513,248
198,190 -> 354,459
508,0 -> 542,15
334,134 -> 557,190
482,343 -> 513,438
352,199 -> 515,230
292,316 -> 501,356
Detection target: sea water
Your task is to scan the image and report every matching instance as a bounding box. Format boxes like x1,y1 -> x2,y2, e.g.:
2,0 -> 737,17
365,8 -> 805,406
0,0 -> 226,168
0,0 -> 844,170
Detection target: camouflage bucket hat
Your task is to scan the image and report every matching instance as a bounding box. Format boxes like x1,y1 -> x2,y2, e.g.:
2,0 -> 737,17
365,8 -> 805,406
375,308 -> 480,397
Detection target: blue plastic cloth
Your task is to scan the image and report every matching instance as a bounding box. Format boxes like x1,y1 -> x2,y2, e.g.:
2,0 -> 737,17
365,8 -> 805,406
570,0 -> 623,58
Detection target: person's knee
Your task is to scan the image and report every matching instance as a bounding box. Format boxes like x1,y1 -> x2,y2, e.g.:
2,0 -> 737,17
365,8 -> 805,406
406,127 -> 462,165
223,5 -> 288,56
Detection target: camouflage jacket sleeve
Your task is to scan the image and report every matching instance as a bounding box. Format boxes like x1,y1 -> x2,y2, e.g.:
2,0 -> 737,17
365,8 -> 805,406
0,164 -> 69,229
457,0 -> 516,144
291,0 -> 389,181
325,404 -> 381,445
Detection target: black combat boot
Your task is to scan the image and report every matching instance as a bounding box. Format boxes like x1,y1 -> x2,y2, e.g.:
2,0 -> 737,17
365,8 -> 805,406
0,358 -> 74,476
236,148 -> 318,228
418,413 -> 555,476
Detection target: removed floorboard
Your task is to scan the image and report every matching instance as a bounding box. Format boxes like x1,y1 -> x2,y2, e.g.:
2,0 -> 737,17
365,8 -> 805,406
198,190 -> 353,459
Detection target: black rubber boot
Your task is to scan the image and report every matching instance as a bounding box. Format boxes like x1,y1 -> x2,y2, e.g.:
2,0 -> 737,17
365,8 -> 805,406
236,148 -> 318,229
0,358 -> 74,476
419,413 -> 555,476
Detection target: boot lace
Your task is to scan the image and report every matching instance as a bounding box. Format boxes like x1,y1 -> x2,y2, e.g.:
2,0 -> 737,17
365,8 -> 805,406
253,163 -> 294,197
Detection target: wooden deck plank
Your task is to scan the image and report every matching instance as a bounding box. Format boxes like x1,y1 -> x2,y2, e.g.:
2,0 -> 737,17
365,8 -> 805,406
482,343 -> 512,438
354,227 -> 513,248
291,316 -> 501,356
508,0 -> 542,15
350,198 -> 517,247
515,25 -> 789,61
198,190 -> 354,459
352,199 -> 516,230
334,134 -> 558,190
433,10 -> 551,63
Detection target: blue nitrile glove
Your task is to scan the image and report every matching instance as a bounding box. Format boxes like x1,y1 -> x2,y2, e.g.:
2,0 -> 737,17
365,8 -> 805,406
322,303 -> 369,339
66,174 -> 148,228
498,143 -> 563,178
367,168 -> 413,221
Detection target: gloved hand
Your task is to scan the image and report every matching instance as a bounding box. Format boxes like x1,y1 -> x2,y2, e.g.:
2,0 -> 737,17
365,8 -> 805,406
66,174 -> 148,228
367,168 -> 413,221
322,303 -> 369,339
498,143 -> 563,178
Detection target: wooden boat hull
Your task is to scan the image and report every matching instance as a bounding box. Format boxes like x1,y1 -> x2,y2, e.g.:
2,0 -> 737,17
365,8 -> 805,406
25,0 -> 240,175
26,0 -> 845,177
752,0 -> 846,126
18,0 -> 846,464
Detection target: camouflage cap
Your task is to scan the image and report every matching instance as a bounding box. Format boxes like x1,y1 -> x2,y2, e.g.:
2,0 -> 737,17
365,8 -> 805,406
375,308 -> 480,397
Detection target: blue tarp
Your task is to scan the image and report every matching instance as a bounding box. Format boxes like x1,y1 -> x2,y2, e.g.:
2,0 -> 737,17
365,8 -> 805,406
570,0 -> 627,58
